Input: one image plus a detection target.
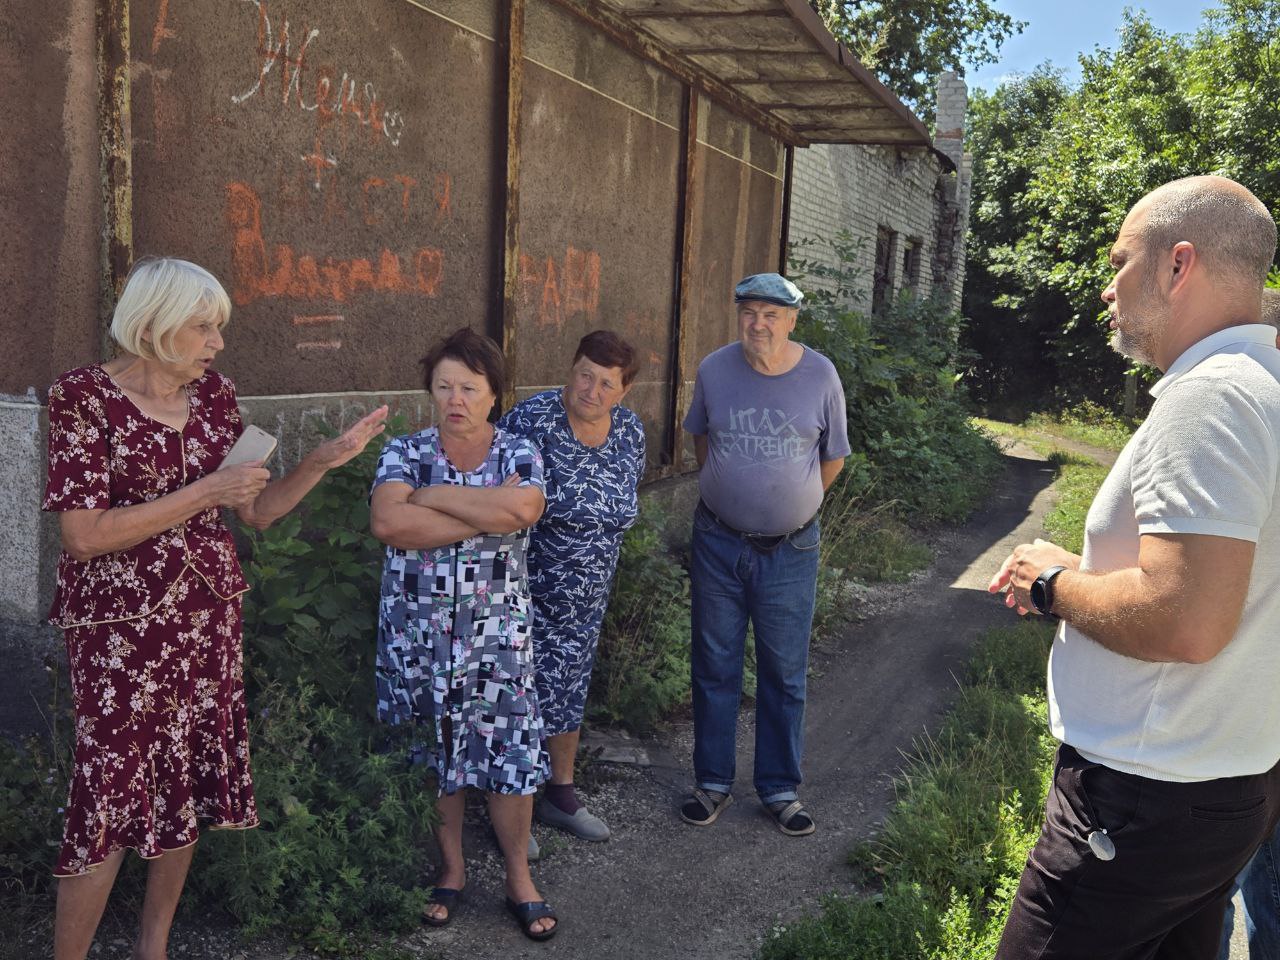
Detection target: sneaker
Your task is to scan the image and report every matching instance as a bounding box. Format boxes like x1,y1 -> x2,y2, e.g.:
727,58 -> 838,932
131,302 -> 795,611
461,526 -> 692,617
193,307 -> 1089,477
536,798 -> 611,841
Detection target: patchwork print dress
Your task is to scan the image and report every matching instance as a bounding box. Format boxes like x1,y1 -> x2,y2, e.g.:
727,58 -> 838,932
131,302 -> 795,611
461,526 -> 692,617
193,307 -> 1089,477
42,365 -> 257,877
499,390 -> 645,735
373,426 -> 549,795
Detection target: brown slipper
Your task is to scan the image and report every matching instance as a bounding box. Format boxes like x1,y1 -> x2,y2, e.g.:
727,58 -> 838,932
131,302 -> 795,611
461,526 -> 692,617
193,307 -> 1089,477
680,788 -> 734,826
769,799 -> 816,836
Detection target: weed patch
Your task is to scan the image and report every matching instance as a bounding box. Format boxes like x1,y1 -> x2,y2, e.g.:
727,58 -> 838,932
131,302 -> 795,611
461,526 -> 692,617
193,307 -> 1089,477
193,424 -> 437,952
1042,453 -> 1108,555
761,431 -> 1112,960
792,235 -> 1004,526
0,669 -> 76,952
0,422 -> 436,957
1026,401 -> 1136,452
975,402 -> 1137,460
587,502 -> 692,735
761,621 -> 1055,960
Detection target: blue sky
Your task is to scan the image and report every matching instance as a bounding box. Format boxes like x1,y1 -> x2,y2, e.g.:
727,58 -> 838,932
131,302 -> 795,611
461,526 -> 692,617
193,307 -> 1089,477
965,1 -> 1217,91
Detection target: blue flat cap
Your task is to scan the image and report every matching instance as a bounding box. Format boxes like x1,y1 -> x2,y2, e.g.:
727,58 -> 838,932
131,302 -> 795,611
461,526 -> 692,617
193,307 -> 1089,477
734,272 -> 803,308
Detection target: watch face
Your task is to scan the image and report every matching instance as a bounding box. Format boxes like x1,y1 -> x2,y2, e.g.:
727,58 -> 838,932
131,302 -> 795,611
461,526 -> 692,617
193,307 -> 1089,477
1030,579 -> 1048,614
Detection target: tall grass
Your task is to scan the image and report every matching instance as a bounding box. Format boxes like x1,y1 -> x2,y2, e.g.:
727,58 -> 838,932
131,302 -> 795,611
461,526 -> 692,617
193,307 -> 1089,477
761,622 -> 1056,960
762,439 -> 1112,960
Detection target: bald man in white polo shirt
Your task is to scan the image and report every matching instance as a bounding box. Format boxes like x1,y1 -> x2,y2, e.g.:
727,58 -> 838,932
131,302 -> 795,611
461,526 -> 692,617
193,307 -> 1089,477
989,176 -> 1280,959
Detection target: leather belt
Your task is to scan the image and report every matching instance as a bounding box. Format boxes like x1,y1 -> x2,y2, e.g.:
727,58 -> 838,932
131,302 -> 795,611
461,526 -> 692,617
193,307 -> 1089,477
699,500 -> 818,552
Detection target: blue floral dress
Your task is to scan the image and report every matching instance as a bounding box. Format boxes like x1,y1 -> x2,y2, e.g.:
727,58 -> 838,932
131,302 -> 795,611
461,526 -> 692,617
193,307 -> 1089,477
372,426 -> 549,796
499,390 -> 645,735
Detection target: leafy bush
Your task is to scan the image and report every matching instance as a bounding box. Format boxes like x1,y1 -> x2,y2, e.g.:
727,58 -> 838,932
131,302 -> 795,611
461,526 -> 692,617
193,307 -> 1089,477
793,234 -> 1003,525
191,420 -> 437,952
587,502 -> 692,734
0,659 -> 76,949
0,427 -> 432,956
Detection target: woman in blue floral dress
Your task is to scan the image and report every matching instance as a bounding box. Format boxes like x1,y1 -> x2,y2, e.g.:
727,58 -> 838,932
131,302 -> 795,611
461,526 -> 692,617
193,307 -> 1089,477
499,331 -> 646,842
370,328 -> 557,940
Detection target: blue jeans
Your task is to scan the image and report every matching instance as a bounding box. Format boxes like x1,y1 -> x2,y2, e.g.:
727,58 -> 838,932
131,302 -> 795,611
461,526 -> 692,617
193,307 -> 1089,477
689,502 -> 820,805
1220,822 -> 1280,960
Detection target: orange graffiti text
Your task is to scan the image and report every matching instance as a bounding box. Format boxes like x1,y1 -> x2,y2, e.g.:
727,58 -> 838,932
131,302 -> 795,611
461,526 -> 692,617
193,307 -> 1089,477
519,246 -> 601,329
226,182 -> 443,307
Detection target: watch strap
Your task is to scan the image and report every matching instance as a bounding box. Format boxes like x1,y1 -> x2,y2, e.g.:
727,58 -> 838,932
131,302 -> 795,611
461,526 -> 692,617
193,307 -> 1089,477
1032,565 -> 1069,616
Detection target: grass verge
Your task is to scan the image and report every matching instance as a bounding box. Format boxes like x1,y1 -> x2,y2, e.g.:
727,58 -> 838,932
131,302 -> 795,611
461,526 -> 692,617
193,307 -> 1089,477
974,402 -> 1136,460
760,436 -> 1112,960
759,621 -> 1057,960
1025,402 -> 1136,452
1042,452 -> 1109,555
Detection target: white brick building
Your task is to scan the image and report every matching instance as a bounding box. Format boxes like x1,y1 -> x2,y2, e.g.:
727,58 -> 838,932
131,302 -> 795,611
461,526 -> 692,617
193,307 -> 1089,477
788,72 -> 972,312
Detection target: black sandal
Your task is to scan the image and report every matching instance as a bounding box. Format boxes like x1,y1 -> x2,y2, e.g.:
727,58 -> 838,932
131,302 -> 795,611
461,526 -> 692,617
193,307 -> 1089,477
680,788 -> 734,826
422,886 -> 463,927
769,799 -> 816,836
506,897 -> 558,941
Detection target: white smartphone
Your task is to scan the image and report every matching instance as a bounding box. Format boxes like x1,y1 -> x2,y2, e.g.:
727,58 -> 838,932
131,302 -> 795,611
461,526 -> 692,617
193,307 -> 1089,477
219,424 -> 278,469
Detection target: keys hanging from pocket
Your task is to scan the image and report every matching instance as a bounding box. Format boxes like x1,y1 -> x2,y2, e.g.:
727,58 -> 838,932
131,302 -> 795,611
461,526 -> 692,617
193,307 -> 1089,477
1088,829 -> 1116,861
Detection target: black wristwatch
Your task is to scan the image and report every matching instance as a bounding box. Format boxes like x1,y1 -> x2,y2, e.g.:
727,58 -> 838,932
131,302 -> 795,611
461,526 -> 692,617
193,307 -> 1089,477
1030,565 -> 1068,617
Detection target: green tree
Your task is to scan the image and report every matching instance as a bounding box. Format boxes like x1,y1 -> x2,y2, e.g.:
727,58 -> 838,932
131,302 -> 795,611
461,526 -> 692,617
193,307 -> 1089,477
811,0 -> 1025,115
961,67 -> 1074,414
962,2 -> 1280,414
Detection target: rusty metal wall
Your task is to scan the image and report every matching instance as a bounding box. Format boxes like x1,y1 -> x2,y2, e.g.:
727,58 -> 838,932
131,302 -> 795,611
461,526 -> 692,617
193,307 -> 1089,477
677,96 -> 785,469
129,0 -> 502,396
5,0 -> 788,471
517,1 -> 683,464
0,0 -> 102,398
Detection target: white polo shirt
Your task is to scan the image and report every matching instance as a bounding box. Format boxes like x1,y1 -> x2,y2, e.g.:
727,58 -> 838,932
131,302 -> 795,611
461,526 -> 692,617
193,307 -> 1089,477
1048,325 -> 1280,781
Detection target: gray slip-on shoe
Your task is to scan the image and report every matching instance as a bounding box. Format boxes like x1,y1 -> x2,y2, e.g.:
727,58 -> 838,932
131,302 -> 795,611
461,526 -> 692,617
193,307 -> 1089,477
536,799 -> 611,841
494,827 -> 540,860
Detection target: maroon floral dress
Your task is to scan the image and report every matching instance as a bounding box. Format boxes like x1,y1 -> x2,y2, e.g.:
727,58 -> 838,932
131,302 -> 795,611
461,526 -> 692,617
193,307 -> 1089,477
43,364 -> 258,876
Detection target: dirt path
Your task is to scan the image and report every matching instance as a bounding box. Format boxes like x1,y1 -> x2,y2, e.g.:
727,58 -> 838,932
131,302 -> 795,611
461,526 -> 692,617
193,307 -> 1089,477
401,443 -> 1068,960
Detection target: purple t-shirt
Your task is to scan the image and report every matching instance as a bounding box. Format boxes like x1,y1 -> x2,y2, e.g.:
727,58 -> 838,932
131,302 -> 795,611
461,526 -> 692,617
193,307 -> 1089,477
683,343 -> 850,535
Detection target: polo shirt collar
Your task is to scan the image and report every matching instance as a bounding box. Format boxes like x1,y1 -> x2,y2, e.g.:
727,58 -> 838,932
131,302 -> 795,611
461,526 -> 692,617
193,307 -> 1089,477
1150,324 -> 1277,398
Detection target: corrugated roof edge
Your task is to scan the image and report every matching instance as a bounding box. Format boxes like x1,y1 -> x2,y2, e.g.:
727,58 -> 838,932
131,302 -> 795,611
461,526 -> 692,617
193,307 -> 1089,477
779,0 -> 933,147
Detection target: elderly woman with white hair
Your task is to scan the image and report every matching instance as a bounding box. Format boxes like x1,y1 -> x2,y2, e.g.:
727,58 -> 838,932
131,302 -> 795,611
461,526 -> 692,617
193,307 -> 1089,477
43,257 -> 387,960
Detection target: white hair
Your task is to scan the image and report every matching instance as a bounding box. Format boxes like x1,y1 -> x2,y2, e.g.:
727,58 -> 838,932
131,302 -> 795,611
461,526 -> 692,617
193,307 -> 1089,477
110,258 -> 231,363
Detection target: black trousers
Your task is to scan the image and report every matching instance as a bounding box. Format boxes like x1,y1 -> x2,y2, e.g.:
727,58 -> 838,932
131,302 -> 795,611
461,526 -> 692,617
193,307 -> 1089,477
997,744 -> 1280,960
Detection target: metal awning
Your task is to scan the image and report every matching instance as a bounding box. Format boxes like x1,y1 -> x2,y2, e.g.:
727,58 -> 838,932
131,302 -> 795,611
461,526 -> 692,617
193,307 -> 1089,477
546,0 -> 934,148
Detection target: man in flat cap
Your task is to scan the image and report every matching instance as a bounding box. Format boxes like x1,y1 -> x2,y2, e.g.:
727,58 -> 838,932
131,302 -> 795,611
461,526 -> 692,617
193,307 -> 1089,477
679,272 -> 849,836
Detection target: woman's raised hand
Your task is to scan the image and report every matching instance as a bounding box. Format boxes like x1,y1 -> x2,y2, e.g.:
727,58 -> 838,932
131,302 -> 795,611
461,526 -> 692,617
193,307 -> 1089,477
309,405 -> 391,470
200,462 -> 272,509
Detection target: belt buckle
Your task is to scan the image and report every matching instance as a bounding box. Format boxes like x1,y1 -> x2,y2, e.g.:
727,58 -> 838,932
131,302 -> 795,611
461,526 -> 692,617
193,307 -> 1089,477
743,531 -> 785,551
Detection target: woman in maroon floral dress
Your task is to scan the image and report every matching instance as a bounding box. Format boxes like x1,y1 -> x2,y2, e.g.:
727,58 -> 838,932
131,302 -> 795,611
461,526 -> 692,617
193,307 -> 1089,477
44,257 -> 388,960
